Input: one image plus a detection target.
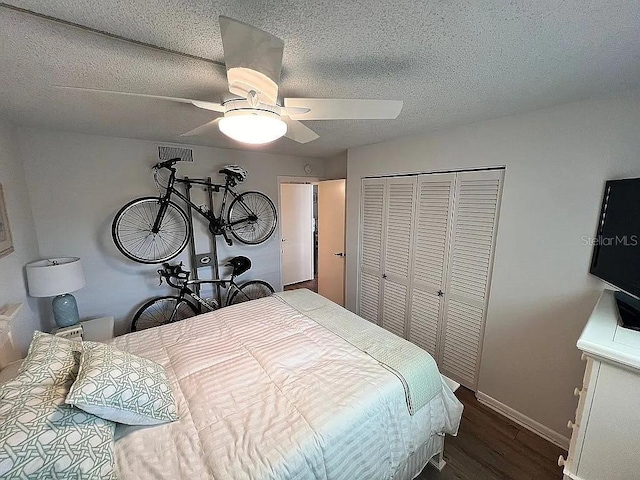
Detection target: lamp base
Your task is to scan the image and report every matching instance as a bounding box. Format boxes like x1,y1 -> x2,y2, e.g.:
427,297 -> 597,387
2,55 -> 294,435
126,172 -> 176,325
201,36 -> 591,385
52,294 -> 80,328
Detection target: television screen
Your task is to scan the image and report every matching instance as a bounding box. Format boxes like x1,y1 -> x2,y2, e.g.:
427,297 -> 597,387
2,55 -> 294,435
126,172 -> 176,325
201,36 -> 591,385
590,178 -> 640,298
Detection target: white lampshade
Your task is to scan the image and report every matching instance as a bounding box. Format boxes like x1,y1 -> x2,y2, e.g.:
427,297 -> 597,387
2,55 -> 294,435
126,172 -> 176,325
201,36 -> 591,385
26,257 -> 86,297
219,111 -> 287,145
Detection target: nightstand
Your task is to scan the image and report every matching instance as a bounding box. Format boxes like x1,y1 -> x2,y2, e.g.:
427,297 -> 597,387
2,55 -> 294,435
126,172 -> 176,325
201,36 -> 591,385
53,316 -> 115,343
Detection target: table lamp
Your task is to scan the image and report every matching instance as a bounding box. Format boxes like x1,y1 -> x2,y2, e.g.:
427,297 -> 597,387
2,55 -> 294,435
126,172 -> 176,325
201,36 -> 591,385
26,257 -> 86,328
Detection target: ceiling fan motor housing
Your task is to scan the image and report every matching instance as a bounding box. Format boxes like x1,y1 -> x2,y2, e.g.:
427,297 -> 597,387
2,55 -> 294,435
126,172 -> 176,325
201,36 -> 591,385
223,98 -> 281,117
227,67 -> 279,106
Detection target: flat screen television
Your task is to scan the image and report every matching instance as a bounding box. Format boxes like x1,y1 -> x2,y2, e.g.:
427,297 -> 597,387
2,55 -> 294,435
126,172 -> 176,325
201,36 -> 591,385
590,177 -> 640,328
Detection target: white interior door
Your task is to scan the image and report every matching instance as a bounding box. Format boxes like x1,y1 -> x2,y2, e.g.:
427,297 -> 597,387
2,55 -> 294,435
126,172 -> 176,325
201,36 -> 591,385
408,173 -> 456,359
317,180 -> 346,305
440,169 -> 504,389
280,183 -> 314,286
358,178 -> 386,323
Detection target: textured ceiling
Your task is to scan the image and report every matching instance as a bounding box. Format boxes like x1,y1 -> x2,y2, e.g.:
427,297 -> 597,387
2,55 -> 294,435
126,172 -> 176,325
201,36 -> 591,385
1,1 -> 640,158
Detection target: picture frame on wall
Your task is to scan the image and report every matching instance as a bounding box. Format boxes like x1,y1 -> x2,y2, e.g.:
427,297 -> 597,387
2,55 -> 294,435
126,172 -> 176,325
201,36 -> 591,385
0,184 -> 14,259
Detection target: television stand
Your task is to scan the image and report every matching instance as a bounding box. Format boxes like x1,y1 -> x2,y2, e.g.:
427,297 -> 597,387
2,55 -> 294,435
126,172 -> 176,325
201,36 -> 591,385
615,290 -> 640,331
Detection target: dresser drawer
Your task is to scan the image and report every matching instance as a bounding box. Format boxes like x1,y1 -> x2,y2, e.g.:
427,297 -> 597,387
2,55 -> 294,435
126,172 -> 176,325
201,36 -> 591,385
563,355 -> 598,476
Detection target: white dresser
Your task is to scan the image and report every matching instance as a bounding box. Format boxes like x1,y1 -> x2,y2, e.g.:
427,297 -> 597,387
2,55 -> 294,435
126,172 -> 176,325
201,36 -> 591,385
561,289 -> 640,480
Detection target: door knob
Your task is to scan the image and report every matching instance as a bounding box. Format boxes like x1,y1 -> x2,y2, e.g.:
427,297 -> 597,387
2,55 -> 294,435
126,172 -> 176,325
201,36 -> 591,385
334,252 -> 345,257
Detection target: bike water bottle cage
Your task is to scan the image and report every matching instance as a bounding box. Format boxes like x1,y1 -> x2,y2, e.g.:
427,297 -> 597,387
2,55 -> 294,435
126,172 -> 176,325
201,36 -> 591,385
225,256 -> 251,276
219,165 -> 247,183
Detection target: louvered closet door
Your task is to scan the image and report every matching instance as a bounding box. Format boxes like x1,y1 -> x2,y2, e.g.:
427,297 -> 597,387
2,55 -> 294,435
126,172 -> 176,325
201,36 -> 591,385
381,177 -> 417,338
408,174 -> 456,359
440,169 -> 504,389
358,178 -> 386,324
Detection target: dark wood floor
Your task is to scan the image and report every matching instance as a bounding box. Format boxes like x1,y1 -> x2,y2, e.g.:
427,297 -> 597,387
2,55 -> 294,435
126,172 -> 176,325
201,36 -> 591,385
418,388 -> 566,480
283,276 -> 318,293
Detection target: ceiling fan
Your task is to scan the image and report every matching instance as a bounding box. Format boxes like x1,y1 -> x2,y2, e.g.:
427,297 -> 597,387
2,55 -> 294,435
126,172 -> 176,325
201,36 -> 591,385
57,16 -> 403,145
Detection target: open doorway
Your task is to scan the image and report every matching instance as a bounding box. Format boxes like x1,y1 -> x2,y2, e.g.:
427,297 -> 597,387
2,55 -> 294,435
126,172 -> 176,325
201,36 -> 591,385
280,182 -> 317,292
278,177 -> 346,305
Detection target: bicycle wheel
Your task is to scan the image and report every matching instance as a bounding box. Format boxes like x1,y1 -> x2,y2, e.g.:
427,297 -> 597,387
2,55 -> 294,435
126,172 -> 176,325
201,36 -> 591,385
228,280 -> 275,305
227,191 -> 277,245
112,197 -> 190,264
131,296 -> 198,332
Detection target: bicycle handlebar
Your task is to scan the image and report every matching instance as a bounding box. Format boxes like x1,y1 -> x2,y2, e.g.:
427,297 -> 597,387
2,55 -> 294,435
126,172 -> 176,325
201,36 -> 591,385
158,262 -> 190,288
153,158 -> 181,170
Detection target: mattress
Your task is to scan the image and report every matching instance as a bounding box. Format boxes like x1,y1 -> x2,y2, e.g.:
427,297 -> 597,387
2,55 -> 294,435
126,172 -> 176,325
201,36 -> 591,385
110,292 -> 463,480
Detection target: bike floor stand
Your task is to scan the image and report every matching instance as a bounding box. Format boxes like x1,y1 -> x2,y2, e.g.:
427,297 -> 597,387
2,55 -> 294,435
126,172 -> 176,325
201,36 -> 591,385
183,176 -> 222,307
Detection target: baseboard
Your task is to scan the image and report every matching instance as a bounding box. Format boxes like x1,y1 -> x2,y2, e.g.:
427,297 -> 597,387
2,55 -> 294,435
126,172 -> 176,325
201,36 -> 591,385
476,391 -> 570,450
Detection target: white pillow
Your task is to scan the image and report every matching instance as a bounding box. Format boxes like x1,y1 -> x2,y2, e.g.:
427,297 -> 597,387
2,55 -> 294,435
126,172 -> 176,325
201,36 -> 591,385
66,341 -> 179,425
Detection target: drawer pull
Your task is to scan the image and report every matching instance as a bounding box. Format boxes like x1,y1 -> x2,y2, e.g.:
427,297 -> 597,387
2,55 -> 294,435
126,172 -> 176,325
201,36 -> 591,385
574,387 -> 582,397
558,455 -> 566,467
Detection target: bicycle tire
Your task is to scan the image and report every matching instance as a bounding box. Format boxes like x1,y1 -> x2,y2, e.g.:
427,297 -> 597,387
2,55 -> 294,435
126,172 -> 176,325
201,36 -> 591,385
227,191 -> 277,245
131,296 -> 198,332
227,280 -> 275,306
112,197 -> 190,264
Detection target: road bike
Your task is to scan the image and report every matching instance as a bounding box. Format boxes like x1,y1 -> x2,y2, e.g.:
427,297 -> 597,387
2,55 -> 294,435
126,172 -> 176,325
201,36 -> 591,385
131,256 -> 274,331
112,159 -> 277,264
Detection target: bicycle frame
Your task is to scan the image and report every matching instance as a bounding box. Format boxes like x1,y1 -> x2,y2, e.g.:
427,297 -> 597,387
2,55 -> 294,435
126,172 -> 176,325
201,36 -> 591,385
168,277 -> 246,320
151,164 -> 255,235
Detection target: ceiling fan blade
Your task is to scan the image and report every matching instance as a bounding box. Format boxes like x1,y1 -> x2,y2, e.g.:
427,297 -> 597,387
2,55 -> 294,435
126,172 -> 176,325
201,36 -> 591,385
219,16 -> 284,105
189,100 -> 225,113
180,118 -> 221,137
283,117 -> 319,144
280,106 -> 311,116
54,86 -> 225,112
284,98 -> 403,120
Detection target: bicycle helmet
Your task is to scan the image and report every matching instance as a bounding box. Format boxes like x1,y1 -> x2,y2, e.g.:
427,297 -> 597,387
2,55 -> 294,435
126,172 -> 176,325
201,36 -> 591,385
226,256 -> 251,276
219,165 -> 248,182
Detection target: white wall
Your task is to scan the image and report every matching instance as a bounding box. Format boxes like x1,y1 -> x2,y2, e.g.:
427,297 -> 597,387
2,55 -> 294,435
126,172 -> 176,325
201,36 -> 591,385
0,118 -> 43,353
324,151 -> 347,180
18,129 -> 325,335
346,89 -> 640,442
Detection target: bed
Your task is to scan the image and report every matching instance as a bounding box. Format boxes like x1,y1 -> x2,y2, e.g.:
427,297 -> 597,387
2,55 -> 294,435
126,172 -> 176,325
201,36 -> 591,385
108,290 -> 463,480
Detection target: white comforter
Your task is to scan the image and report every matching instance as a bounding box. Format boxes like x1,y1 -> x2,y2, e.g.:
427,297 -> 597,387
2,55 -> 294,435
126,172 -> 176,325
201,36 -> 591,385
110,294 -> 462,480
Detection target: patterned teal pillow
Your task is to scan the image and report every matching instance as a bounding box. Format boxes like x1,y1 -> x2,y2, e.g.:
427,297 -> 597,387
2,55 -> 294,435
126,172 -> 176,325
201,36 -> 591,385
66,341 -> 178,425
0,333 -> 116,479
18,331 -> 81,385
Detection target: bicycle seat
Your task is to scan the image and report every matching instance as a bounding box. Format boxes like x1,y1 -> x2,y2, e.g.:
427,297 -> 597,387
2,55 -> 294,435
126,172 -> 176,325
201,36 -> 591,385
226,256 -> 251,276
219,165 -> 247,182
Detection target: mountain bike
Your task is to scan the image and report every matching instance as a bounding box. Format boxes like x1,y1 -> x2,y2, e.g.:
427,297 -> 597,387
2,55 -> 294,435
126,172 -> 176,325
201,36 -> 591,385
112,159 -> 277,264
131,256 -> 274,332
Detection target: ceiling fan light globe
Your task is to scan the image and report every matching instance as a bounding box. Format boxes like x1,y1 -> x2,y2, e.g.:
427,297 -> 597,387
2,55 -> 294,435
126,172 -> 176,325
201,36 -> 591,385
218,113 -> 287,145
